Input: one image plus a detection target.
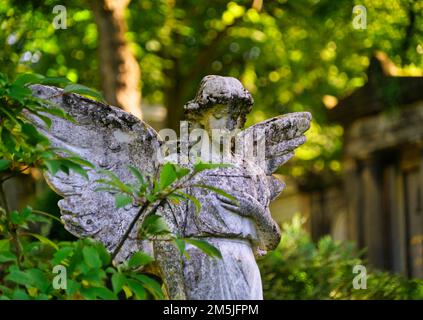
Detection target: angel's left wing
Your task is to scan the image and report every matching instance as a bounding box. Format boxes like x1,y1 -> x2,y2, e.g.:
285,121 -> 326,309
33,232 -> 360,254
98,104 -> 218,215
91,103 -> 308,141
25,84 -> 161,262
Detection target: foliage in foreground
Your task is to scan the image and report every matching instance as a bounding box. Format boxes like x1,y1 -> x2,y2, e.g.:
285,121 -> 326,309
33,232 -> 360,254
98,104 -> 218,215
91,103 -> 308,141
0,72 -> 164,300
259,215 -> 423,300
0,235 -> 163,300
0,72 -> 228,300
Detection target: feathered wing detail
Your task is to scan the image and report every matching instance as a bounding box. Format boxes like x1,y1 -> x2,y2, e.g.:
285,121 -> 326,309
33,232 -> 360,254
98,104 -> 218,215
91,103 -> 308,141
236,112 -> 312,199
27,85 -> 161,261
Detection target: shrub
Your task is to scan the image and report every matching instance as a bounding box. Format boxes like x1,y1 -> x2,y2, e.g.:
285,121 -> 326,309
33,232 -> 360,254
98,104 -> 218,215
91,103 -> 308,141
259,215 -> 423,300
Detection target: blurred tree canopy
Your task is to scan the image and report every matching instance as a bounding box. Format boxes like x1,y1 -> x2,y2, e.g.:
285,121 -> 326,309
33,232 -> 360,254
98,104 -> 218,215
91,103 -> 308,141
1,0 -> 422,181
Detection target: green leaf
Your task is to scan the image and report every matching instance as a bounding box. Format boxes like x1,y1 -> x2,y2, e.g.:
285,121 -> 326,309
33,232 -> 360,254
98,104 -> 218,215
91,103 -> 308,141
66,156 -> 94,169
167,193 -> 184,204
114,194 -> 133,209
0,251 -> 16,263
21,123 -> 49,146
0,285 -> 12,297
29,111 -> 52,128
127,252 -> 154,269
10,210 -> 22,225
96,287 -> 118,300
8,83 -> 32,101
29,209 -> 62,224
93,242 -> 111,265
192,184 -> 237,204
1,129 -> 17,153
25,269 -> 50,292
130,274 -> 164,300
146,194 -> 157,203
27,233 -> 59,251
65,279 -> 81,296
184,238 -> 222,259
13,73 -> 45,87
97,170 -> 133,193
127,279 -> 147,300
111,273 -> 127,294
174,238 -> 186,256
10,207 -> 32,225
5,267 -> 30,286
159,162 -> 177,190
127,165 -> 145,185
80,287 -> 117,300
12,289 -> 29,300
63,84 -> 104,102
21,206 -> 32,219
0,159 -> 11,171
174,165 -> 190,178
43,159 -> 61,175
41,106 -> 74,122
174,191 -> 202,214
140,215 -> 170,237
193,161 -> 231,173
82,246 -> 102,269
58,159 -> 89,179
52,246 -> 74,265
0,239 -> 10,251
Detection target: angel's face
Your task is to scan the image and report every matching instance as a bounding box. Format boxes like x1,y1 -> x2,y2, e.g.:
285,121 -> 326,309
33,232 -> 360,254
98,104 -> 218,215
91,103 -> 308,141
199,104 -> 240,133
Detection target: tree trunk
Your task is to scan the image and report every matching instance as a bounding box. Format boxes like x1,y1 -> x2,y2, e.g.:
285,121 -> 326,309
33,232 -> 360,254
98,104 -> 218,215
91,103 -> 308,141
91,0 -> 142,119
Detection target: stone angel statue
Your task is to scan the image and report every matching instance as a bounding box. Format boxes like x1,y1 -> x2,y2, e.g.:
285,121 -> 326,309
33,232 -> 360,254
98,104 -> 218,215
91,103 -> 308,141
27,75 -> 311,300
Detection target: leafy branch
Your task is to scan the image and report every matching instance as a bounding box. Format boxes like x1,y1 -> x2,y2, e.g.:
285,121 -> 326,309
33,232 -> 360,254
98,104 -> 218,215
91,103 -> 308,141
0,72 -> 165,300
96,161 -> 236,261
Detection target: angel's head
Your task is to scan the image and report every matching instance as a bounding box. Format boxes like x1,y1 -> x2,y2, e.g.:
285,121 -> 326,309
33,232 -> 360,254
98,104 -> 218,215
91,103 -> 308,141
184,75 -> 253,133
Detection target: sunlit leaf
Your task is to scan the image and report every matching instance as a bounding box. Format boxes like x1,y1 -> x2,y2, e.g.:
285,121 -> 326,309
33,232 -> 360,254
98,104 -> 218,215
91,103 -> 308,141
127,279 -> 147,300
127,252 -> 154,269
184,238 -> 222,259
13,73 -> 45,87
27,233 -> 59,251
63,84 -> 104,102
114,194 -> 133,209
193,161 -> 231,173
174,191 -> 202,214
159,162 -> 177,190
111,273 -> 127,294
82,246 -> 102,269
139,214 -> 170,237
192,184 -> 237,204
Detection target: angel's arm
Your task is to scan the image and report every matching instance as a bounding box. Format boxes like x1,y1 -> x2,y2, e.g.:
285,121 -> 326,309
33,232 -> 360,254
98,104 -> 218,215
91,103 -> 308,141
217,193 -> 281,252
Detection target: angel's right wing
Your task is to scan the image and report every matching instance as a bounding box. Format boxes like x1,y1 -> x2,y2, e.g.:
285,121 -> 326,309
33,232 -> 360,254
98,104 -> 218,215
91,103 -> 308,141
237,112 -> 311,175
236,112 -> 311,201
27,84 -> 161,261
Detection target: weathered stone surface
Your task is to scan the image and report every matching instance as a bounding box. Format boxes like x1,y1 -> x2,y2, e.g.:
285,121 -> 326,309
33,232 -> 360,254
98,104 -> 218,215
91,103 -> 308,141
28,76 -> 311,300
27,84 -> 160,262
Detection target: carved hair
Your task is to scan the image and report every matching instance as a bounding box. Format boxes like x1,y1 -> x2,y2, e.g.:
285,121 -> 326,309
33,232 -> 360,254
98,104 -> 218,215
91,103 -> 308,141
184,75 -> 254,127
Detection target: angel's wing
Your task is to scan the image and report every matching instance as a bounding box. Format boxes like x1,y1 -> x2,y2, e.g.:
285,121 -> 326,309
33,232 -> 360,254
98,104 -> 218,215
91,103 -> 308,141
27,84 -> 161,261
236,112 -> 311,199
